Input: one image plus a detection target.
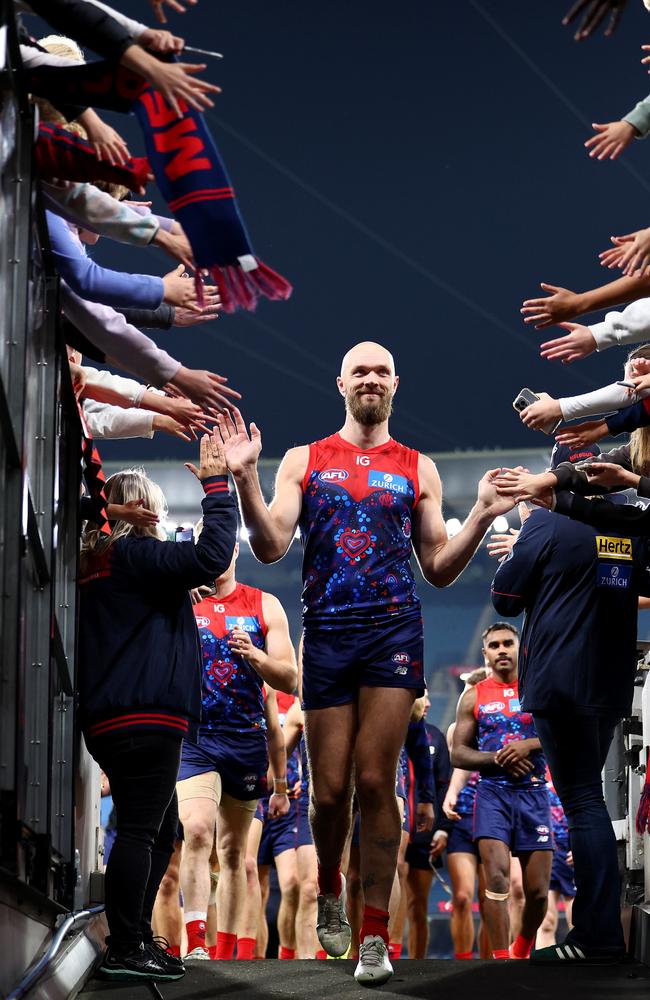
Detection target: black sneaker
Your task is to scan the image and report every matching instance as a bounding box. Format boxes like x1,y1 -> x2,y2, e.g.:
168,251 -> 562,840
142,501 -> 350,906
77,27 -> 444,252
145,936 -> 185,975
531,942 -> 624,965
97,942 -> 185,981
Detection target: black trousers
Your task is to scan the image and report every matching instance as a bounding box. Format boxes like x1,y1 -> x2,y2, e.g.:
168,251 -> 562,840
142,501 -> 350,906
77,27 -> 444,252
87,730 -> 182,951
533,713 -> 624,954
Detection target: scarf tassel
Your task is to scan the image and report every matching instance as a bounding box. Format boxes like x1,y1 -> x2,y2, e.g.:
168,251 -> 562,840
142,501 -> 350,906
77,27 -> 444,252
210,259 -> 293,314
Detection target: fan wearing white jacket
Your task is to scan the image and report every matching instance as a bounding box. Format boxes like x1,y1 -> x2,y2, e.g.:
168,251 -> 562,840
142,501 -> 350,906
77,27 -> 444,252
69,354 -> 216,441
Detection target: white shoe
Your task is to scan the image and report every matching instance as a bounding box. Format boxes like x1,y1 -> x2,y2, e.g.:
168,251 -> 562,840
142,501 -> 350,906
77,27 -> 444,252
316,873 -> 351,957
354,936 -> 393,987
184,946 -> 211,961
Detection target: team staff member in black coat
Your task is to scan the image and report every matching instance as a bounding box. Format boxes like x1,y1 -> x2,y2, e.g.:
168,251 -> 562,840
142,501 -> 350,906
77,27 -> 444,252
492,451 -> 650,964
79,431 -> 237,983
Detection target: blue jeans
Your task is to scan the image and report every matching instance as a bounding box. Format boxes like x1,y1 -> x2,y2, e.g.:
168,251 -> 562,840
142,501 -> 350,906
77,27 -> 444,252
533,713 -> 624,954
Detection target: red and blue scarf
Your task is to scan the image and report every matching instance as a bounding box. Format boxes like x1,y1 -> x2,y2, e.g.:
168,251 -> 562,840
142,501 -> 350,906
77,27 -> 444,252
133,85 -> 292,313
36,122 -> 151,191
28,58 -> 292,314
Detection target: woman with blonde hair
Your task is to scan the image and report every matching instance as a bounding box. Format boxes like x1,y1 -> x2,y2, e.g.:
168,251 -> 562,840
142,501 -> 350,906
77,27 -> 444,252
79,431 -> 237,983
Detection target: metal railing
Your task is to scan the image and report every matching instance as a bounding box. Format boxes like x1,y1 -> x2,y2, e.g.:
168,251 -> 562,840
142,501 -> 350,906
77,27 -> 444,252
0,2 -> 88,993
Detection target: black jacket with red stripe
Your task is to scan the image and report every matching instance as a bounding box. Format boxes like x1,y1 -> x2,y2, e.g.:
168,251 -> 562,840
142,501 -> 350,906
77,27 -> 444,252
78,475 -> 237,743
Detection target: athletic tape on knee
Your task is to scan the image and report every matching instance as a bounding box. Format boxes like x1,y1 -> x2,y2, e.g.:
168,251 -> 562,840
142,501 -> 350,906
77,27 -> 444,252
485,889 -> 509,901
208,869 -> 219,906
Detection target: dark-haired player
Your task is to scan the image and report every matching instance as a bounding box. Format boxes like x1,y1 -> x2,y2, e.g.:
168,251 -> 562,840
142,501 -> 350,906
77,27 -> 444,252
452,623 -> 552,960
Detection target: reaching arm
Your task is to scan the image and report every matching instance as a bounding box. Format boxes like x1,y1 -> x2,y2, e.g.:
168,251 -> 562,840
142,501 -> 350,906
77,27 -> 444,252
491,511 -> 551,617
227,592 -> 297,694
450,688 -> 496,773
82,400 -> 154,439
219,409 -> 307,564
283,699 -> 304,759
264,688 -> 291,819
590,297 -> 650,353
61,283 -> 180,387
553,490 -> 650,534
405,719 -> 436,807
411,457 -> 512,588
443,768 -> 472,821
20,0 -> 136,58
607,399 -> 650,436
521,275 -> 650,330
46,210 -> 164,310
43,181 -> 160,247
559,380 -> 650,423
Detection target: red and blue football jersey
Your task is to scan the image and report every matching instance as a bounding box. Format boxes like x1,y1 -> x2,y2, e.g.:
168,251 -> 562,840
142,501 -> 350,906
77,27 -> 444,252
193,583 -> 267,734
474,676 -> 546,788
299,432 -> 421,627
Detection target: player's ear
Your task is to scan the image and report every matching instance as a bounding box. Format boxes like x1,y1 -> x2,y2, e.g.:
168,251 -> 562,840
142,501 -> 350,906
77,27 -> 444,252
393,375 -> 399,393
336,376 -> 346,398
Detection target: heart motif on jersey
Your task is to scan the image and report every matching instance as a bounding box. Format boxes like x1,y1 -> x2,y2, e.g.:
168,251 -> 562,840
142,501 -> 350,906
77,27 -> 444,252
212,662 -> 234,685
338,529 -> 372,559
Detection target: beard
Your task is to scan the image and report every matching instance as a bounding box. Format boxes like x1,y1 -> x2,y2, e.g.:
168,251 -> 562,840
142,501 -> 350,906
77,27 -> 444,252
345,388 -> 393,425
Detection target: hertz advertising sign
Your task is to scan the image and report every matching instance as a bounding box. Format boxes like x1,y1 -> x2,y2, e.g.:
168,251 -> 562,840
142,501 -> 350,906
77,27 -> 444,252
595,536 -> 632,561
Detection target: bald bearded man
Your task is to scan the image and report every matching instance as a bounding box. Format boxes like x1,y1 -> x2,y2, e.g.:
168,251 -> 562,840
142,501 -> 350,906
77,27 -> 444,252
217,342 -> 511,985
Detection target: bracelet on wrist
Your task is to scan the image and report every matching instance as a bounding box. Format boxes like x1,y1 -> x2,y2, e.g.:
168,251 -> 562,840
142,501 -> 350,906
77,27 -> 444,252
273,778 -> 288,794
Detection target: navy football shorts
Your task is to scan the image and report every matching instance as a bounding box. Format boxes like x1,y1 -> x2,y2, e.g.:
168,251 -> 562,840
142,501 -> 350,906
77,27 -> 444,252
178,729 -> 268,801
257,797 -> 299,864
296,794 -> 313,848
447,812 -> 479,857
302,612 -> 424,710
473,780 -> 553,855
550,843 -> 576,897
405,838 -> 433,872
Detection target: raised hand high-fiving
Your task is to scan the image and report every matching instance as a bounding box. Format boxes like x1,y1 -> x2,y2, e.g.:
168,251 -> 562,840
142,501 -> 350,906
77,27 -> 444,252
216,408 -> 262,476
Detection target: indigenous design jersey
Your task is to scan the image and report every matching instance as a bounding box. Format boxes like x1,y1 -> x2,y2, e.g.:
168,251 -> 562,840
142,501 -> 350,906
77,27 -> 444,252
193,583 -> 267,734
474,677 -> 546,789
546,771 -> 569,848
276,691 -> 302,798
456,771 -> 479,816
299,433 -> 421,627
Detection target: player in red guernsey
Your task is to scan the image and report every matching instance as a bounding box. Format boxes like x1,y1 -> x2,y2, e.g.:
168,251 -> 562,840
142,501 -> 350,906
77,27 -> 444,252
452,623 -> 553,961
177,542 -> 297,962
217,342 -> 513,986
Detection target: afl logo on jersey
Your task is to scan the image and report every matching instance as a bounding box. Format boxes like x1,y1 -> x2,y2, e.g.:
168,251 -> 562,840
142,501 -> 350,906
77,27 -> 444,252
319,468 -> 349,484
483,701 -> 505,713
196,616 -> 211,628
392,652 -> 411,665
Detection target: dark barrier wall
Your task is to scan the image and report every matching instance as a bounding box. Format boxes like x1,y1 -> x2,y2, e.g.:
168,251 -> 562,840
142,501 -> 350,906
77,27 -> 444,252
0,0 -> 81,919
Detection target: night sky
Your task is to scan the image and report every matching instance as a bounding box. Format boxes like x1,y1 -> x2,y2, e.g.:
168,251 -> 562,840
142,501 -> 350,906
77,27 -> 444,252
30,0 -> 650,460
